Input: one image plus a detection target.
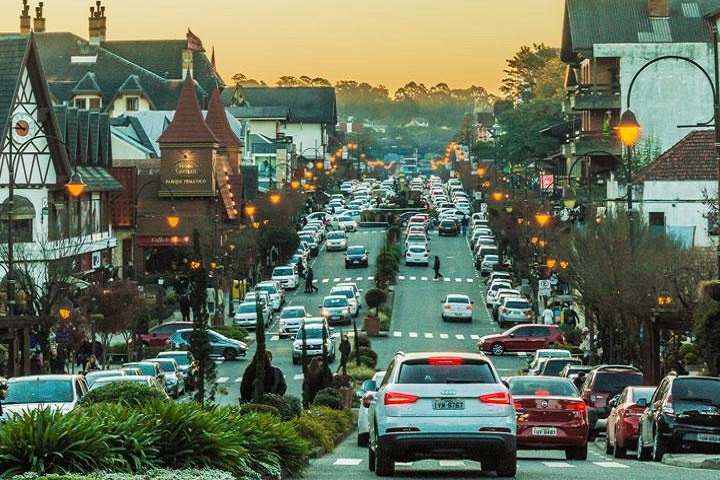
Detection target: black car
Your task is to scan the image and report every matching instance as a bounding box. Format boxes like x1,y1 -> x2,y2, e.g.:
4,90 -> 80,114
345,245 -> 369,268
637,374 -> 720,462
438,219 -> 459,236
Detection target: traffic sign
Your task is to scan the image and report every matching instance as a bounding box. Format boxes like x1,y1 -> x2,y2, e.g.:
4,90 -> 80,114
549,274 -> 559,285
538,280 -> 551,296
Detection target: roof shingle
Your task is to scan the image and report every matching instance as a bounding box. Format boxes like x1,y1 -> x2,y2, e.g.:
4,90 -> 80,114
635,130 -> 719,181
205,88 -> 242,148
157,75 -> 218,144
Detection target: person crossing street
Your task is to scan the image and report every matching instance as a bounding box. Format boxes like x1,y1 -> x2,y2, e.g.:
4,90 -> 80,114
433,255 -> 443,280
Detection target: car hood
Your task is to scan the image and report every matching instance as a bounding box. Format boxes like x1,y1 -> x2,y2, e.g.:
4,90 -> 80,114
1,402 -> 75,418
479,333 -> 503,342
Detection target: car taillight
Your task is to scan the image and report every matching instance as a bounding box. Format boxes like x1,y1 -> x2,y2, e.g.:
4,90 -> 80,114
523,310 -> 532,315
513,401 -> 523,410
444,305 -> 452,309
466,305 -> 472,310
567,401 -> 587,413
428,356 -> 464,365
362,392 -> 375,408
384,392 -> 419,405
479,392 -> 511,405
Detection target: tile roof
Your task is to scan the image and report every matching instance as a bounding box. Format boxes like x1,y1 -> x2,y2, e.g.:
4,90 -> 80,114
226,105 -> 289,120
635,130 -> 719,181
0,35 -> 29,141
72,71 -> 101,94
561,0 -> 720,62
232,86 -> 337,124
157,75 -> 218,144
205,88 -> 242,148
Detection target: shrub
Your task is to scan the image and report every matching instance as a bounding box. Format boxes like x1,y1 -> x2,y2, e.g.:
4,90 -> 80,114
289,415 -> 335,452
312,387 -> 343,410
378,311 -> 390,332
365,288 -> 387,314
212,326 -> 249,342
238,403 -> 280,418
386,244 -> 402,260
561,325 -> 582,346
11,469 -> 239,480
693,300 -> 720,376
258,393 -> 302,421
306,406 -> 355,436
346,363 -> 375,382
78,382 -> 170,408
356,335 -> 372,349
352,346 -> 378,366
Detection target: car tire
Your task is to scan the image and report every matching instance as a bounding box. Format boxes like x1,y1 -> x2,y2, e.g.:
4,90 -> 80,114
368,446 -> 376,471
375,448 -> 394,476
441,315 -> 446,322
223,348 -> 238,361
652,430 -> 667,462
358,432 -> 369,447
292,357 -> 299,365
637,434 -> 651,461
495,449 -> 517,477
566,443 -> 587,460
614,435 -> 627,458
491,342 -> 505,356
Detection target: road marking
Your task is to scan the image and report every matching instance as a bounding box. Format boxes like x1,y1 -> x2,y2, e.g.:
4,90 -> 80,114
293,374 -> 304,380
438,460 -> 465,467
393,331 -> 402,337
542,462 -> 573,468
410,276 -> 417,280
344,277 -> 352,281
322,278 -> 329,283
216,377 -> 229,383
466,278 -> 474,283
424,332 -> 433,338
592,462 -> 629,468
333,459 -> 363,466
440,333 -> 449,339
455,334 -> 465,340
455,278 -> 462,282
270,335 -> 279,341
443,277 -> 450,282
235,377 -> 242,382
333,278 -> 340,282
421,276 -> 428,281
368,276 -> 374,280
470,334 -> 480,340
409,332 -> 418,338
398,275 -> 406,280
356,277 -> 363,281
313,279 -> 319,283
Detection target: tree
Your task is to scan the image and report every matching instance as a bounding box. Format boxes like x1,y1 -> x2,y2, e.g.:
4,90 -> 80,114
496,98 -> 564,167
693,298 -> 720,375
500,44 -> 564,103
364,288 -> 387,317
94,280 -> 147,365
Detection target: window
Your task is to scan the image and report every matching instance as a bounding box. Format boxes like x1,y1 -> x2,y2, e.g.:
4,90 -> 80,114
75,98 -> 87,109
89,97 -> 101,110
126,96 -> 139,111
649,212 -> 665,226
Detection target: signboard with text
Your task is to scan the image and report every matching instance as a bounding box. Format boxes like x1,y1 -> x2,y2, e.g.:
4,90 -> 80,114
160,147 -> 216,196
538,279 -> 552,296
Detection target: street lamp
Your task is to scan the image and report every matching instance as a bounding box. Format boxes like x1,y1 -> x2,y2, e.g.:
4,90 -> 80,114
534,211 -> 552,227
490,191 -> 505,202
167,206 -> 180,228
66,171 -> 87,198
615,109 -> 641,211
269,192 -> 282,205
244,203 -> 257,220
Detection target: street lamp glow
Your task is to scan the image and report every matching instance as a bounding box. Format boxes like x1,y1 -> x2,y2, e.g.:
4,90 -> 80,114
504,203 -> 513,214
166,206 -> 180,228
490,191 -> 505,202
615,109 -> 641,147
244,204 -> 256,218
546,258 -> 557,269
66,171 -> 86,197
269,192 -> 281,205
290,179 -> 300,189
476,167 -> 487,178
535,211 -> 552,227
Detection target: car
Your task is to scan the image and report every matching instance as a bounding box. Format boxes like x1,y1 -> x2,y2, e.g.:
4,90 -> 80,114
306,211 -> 330,223
330,285 -> 360,317
337,215 -> 358,232
441,294 -> 473,322
167,329 -> 248,360
233,301 -> 270,329
326,230 -> 348,251
84,369 -> 126,388
88,375 -> 170,397
405,245 -> 429,266
134,321 -> 192,347
255,281 -> 284,311
637,374 -> 720,461
278,305 -> 309,338
0,374 -> 88,418
291,322 -> 336,364
345,245 -> 369,268
539,357 -> 583,377
340,181 -> 354,194
485,271 -> 512,286
368,351 -> 517,477
438,219 -> 459,236
475,246 -> 499,268
497,296 -> 533,328
287,254 -> 307,272
559,364 -> 595,391
491,288 -> 522,321
337,282 -> 362,305
478,324 -> 566,356
146,357 -> 185,398
404,233 -> 428,250
579,365 -> 644,439
298,234 -> 319,256
319,295 -> 351,325
507,376 -> 589,460
527,348 -> 572,374
480,254 -> 500,275
271,265 -> 299,290
121,361 -> 165,385
485,281 -> 512,307
357,371 -> 387,446
157,351 -> 198,391
605,385 -> 657,458
243,291 -> 273,321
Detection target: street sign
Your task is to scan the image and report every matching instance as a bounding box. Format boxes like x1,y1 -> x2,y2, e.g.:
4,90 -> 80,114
538,280 -> 551,296
549,274 -> 559,285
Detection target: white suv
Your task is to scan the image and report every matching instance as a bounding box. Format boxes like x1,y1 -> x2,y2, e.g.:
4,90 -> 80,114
368,351 -> 517,477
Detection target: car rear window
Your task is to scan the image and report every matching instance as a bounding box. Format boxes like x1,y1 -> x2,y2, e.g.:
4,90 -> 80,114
508,378 -> 578,396
273,267 -> 293,276
347,246 -> 365,255
441,220 -> 456,227
505,300 -> 530,309
594,372 -> 644,393
397,359 -> 495,384
447,296 -> 470,304
671,378 -> 720,404
408,247 -> 426,253
542,359 -> 581,376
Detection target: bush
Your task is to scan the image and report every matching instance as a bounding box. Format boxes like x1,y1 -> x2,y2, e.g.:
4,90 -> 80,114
212,326 -> 249,342
10,469 -> 239,480
356,335 -> 372,349
78,382 -> 170,408
312,388 -> 343,410
350,346 -> 378,369
561,325 -> 582,346
365,288 -> 387,314
693,300 -> 720,376
378,311 -> 390,332
289,415 -> 335,452
306,406 -> 355,436
237,403 -> 280,418
257,393 -> 302,421
346,363 -> 375,382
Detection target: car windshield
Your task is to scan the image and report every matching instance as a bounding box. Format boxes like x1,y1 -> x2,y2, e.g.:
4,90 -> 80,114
327,232 -> 346,239
484,255 -> 499,262
93,377 -> 149,388
347,246 -> 365,255
85,371 -> 124,387
324,297 -> 347,307
331,289 -> 353,299
151,359 -> 176,372
281,307 -> 305,318
631,387 -> 657,402
237,303 -> 256,313
407,235 -> 426,243
397,359 -> 495,384
124,363 -> 156,376
160,353 -> 190,365
3,379 -> 74,404
441,221 -> 456,227
505,300 -> 529,309
338,216 -> 352,222
257,285 -> 277,294
296,327 -> 326,340
508,378 -> 578,396
594,372 -> 643,393
274,268 -> 293,276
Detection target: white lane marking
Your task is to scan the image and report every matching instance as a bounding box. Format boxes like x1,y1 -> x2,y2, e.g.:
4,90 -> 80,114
367,276 -> 374,280
409,332 -> 418,338
396,462 -> 413,467
542,462 -> 574,468
344,277 -> 352,281
333,278 -> 340,282
398,275 -> 406,280
470,334 -> 480,340
235,377 -> 242,382
410,276 -> 417,280
443,277 -> 451,282
440,333 -> 449,339
356,277 -> 363,281
421,276 -> 428,281
455,278 -> 462,282
322,278 -> 329,283
216,377 -> 230,383
393,331 -> 402,337
466,278 -> 474,283
313,279 -> 319,283
270,335 -> 279,341
593,462 -> 629,469
293,374 -> 304,380
424,332 -> 433,338
334,458 -> 363,466
439,460 -> 466,467
455,334 -> 465,340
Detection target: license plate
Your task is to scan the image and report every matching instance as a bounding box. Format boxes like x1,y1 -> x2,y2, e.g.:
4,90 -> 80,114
532,427 -> 557,436
697,433 -> 720,443
353,260 -> 359,264
331,316 -> 340,320
432,398 -> 465,410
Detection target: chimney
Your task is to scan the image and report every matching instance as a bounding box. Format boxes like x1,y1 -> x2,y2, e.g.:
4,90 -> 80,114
20,0 -> 31,34
648,0 -> 669,17
33,2 -> 45,33
89,1 -> 107,46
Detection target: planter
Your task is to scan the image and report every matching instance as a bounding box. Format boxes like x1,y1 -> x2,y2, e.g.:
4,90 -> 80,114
364,315 -> 380,336
338,385 -> 354,409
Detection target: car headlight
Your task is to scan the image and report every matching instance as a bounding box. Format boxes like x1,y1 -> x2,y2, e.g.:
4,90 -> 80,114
166,377 -> 177,385
342,309 -> 349,315
293,342 -> 301,351
321,309 -> 330,317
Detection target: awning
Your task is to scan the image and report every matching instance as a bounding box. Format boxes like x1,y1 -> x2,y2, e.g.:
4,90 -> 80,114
0,195 -> 36,220
75,166 -> 124,192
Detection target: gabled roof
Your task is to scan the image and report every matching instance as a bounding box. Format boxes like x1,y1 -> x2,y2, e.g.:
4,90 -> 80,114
205,88 -> 242,148
72,71 -> 101,94
561,0 -> 720,63
233,86 -> 337,124
0,35 -> 30,141
157,75 -> 218,144
117,74 -> 144,93
635,130 -> 718,181
227,105 -> 289,120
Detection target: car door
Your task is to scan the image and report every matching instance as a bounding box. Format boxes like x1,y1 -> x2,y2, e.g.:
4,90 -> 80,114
506,326 -> 531,350
526,327 -> 549,350
641,380 -> 667,441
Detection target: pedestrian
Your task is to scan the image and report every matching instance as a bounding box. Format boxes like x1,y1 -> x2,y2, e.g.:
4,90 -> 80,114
461,215 -> 469,236
297,260 -> 305,279
580,328 -> 592,365
267,351 -> 287,395
306,267 -> 319,293
85,354 -> 100,372
179,294 -> 191,322
563,305 -> 578,328
542,305 -> 554,325
239,350 -> 279,402
433,255 -> 443,280
48,346 -> 65,374
30,350 -> 43,375
339,335 -> 352,374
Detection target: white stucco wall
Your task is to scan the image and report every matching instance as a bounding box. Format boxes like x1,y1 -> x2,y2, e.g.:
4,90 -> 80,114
283,123 -> 325,158
248,120 -> 279,138
109,95 -> 152,117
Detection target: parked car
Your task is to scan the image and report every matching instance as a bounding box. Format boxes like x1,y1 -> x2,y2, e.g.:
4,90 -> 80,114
478,324 -> 566,356
134,321 -> 192,347
539,357 -> 583,377
326,231 -> 348,251
243,291 -> 272,321
345,245 -> 369,268
480,254 -> 500,276
146,357 -> 185,398
507,376 -> 589,460
319,295 -> 351,325
405,245 -> 430,266
357,371 -> 387,446
527,349 -> 572,374
579,365 -> 644,439
368,351 -> 517,477
271,265 -> 299,290
291,322 -> 336,365
278,305 -> 309,338
167,329 -> 248,361
605,386 -> 657,458
0,375 -> 88,418
157,351 -> 198,391
438,219 -> 459,236
485,281 -> 512,307
255,281 -> 283,311
298,234 -> 319,256
88,375 -> 169,397
121,361 -> 165,385
84,370 -> 126,388
440,293 -> 473,322
637,374 -> 720,461
234,301 -> 268,329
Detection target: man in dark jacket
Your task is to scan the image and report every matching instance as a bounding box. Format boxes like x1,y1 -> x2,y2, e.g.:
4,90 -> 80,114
339,335 -> 352,374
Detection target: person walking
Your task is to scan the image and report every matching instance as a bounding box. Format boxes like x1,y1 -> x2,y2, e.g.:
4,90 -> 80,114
305,267 -> 319,293
542,306 -> 554,325
339,335 -> 352,374
267,351 -> 287,395
85,354 -> 100,372
297,260 -> 305,279
433,255 -> 443,280
48,347 -> 66,374
461,215 -> 469,236
579,328 -> 592,365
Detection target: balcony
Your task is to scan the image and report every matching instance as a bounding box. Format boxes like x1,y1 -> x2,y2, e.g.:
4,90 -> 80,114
570,131 -> 622,158
568,83 -> 621,111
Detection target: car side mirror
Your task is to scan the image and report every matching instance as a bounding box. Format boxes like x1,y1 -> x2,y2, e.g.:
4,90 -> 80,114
362,380 -> 377,392
636,398 -> 648,408
318,304 -> 322,308
608,395 -> 618,408
509,333 -> 515,338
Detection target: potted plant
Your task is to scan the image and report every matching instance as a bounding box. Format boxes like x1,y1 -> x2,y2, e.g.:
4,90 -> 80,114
364,288 -> 387,336
332,373 -> 354,409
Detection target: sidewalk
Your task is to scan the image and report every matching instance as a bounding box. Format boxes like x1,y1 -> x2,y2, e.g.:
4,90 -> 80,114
663,454 -> 720,470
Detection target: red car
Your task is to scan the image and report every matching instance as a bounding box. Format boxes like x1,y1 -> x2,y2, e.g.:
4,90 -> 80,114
133,321 -> 192,347
477,324 -> 565,355
605,386 -> 656,458
507,376 -> 589,460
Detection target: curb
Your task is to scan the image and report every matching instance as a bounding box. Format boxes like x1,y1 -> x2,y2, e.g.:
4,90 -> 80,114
662,454 -> 720,470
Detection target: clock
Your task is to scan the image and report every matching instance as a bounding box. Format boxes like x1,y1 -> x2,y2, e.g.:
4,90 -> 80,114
11,112 -> 37,144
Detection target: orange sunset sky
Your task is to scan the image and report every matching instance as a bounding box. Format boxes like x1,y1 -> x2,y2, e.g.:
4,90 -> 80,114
0,0 -> 566,94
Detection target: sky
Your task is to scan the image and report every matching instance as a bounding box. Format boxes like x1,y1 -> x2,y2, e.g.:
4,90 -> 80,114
0,0 -> 566,94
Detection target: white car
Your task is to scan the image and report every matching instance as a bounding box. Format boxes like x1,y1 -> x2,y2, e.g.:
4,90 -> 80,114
255,281 -> 283,311
405,245 -> 429,266
0,375 -> 88,419
325,231 -> 348,251
278,305 -> 309,338
330,285 -> 360,317
357,371 -> 387,446
368,351 -> 517,477
243,291 -> 273,321
485,280 -> 512,307
480,254 -> 500,275
405,234 -> 428,250
337,215 -> 358,232
441,293 -> 473,322
233,301 -> 270,329
271,265 -> 299,290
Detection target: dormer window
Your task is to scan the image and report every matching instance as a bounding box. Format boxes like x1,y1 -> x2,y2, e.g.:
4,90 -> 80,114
89,98 -> 101,110
126,97 -> 139,111
75,98 -> 87,109
74,96 -> 102,110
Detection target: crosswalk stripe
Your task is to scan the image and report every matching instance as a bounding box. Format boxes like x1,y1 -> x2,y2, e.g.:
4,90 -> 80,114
455,278 -> 462,282
470,334 -> 480,340
235,377 -> 242,382
592,462 -> 629,469
542,462 -> 573,468
217,377 -> 229,383
440,333 -> 448,339
270,335 -> 279,341
393,331 -> 402,337
438,460 -> 465,467
410,276 -> 417,280
368,276 -> 374,280
333,278 -> 340,282
293,374 -> 304,380
424,332 -> 433,338
313,279 -> 318,283
409,332 -> 418,338
466,278 -> 474,283
356,277 -> 363,281
398,275 -> 406,280
322,278 -> 329,283
333,459 -> 363,466
455,334 -> 465,340
421,276 -> 428,281
443,277 -> 451,282
344,277 -> 352,281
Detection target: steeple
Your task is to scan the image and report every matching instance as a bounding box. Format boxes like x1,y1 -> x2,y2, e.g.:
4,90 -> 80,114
205,88 -> 242,148
157,74 -> 218,144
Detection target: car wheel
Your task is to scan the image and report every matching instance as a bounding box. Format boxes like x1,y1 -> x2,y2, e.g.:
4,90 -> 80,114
652,430 -> 667,462
614,434 -> 627,459
223,348 -> 238,361
292,357 -> 299,365
368,446 -> 376,472
491,342 -> 505,356
637,434 -> 651,461
495,449 -> 516,477
358,432 -> 369,447
566,443 -> 587,460
375,448 -> 394,476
